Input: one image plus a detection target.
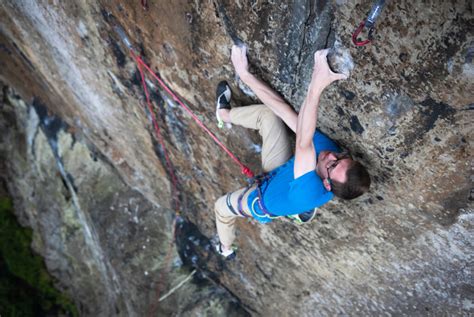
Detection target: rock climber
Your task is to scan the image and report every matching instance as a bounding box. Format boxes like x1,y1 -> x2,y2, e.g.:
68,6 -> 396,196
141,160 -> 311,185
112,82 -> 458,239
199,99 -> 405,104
214,45 -> 371,259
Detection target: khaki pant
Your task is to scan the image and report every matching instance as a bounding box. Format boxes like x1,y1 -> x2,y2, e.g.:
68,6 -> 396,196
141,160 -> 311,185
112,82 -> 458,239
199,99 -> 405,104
214,104 -> 292,247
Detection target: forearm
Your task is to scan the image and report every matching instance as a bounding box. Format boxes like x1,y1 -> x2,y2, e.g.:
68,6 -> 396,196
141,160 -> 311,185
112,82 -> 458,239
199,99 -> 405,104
295,49 -> 347,146
240,72 -> 297,132
293,49 -> 347,178
293,81 -> 323,178
296,82 -> 323,148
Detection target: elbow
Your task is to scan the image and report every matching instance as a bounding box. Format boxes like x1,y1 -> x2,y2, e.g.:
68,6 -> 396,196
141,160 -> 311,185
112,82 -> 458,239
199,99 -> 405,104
295,131 -> 311,149
295,139 -> 310,151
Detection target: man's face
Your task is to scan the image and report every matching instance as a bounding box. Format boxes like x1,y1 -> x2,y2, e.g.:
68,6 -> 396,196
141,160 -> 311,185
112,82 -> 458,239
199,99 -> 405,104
316,151 -> 351,185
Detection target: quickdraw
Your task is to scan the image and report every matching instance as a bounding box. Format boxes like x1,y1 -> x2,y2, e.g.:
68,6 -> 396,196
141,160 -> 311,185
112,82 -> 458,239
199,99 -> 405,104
352,0 -> 387,46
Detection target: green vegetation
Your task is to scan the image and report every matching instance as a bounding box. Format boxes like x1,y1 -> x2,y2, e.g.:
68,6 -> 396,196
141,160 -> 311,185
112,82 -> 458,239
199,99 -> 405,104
0,197 -> 78,317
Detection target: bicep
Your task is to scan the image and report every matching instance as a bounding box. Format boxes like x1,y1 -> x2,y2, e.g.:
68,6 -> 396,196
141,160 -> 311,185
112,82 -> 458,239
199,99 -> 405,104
294,143 -> 316,179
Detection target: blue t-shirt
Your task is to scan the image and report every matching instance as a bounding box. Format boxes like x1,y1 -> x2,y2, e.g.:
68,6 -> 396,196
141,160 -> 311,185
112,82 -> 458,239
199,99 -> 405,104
247,130 -> 341,223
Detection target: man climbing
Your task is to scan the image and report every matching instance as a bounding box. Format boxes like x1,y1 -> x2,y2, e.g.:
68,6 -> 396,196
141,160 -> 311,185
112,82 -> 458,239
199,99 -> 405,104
214,45 -> 371,259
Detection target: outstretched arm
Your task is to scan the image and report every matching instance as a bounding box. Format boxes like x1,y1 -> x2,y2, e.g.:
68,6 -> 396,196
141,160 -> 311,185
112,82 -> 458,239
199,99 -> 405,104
294,49 -> 347,178
231,45 -> 298,132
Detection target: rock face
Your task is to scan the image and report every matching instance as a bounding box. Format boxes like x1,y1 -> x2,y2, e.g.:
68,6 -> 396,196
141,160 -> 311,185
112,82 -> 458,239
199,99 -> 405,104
0,0 -> 472,316
0,90 -> 248,316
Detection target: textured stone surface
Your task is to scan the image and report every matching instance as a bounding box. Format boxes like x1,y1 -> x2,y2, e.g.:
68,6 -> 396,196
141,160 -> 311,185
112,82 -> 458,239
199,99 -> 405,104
0,89 -> 247,316
0,0 -> 472,316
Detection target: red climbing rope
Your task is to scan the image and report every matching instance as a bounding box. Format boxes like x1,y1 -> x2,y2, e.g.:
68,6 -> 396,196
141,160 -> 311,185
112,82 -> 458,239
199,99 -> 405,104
125,19 -> 253,315
135,55 -> 180,317
131,48 -> 254,316
131,51 -> 254,178
135,57 -> 181,212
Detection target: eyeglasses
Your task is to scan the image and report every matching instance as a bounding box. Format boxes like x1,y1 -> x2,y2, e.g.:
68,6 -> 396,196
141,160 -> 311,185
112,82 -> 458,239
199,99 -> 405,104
326,151 -> 350,184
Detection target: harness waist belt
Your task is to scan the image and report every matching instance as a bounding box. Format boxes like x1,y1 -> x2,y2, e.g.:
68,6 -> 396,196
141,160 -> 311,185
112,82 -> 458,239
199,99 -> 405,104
247,188 -> 278,218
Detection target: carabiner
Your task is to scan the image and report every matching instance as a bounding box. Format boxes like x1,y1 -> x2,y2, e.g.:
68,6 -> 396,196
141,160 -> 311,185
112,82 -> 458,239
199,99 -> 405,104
352,0 -> 387,46
352,21 -> 375,46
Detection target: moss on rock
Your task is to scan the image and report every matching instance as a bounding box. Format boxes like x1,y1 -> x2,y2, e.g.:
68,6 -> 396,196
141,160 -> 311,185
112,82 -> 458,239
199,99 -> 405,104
0,197 -> 78,316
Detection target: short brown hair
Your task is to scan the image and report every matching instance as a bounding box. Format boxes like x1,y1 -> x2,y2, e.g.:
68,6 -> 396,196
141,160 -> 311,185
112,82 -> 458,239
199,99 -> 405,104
331,160 -> 370,200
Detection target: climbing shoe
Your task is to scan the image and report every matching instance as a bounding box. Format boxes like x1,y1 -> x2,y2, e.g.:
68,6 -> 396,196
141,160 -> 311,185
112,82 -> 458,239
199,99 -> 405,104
285,209 -> 317,225
215,242 -> 236,260
215,81 -> 232,129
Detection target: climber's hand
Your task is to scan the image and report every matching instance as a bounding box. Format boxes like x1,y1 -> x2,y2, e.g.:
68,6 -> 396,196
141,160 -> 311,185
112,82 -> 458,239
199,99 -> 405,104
311,49 -> 347,90
231,44 -> 249,77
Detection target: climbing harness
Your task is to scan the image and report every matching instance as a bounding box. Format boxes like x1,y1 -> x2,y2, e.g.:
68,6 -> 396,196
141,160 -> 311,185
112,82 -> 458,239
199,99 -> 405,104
241,174 -> 275,218
224,173 -> 277,219
352,0 -> 387,46
225,193 -> 243,217
253,174 -> 278,218
235,173 -> 287,221
233,173 -> 317,224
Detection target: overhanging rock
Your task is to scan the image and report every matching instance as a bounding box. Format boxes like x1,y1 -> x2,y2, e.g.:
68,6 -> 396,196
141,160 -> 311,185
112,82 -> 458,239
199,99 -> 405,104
0,1 -> 472,315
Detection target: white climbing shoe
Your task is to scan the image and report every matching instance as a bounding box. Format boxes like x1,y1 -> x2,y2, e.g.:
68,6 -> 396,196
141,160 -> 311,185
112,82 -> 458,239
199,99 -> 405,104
215,81 -> 232,129
215,242 -> 236,260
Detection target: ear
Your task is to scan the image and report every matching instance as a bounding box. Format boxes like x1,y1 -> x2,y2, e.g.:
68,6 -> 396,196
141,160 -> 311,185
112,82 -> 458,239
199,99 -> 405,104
323,178 -> 332,191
